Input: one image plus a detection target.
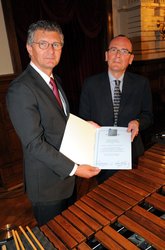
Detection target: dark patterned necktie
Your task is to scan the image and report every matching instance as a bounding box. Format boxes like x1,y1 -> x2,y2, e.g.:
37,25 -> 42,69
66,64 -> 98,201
113,80 -> 121,126
50,77 -> 63,109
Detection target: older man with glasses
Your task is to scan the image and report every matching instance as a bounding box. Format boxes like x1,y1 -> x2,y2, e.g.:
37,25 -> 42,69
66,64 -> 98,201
6,20 -> 100,226
79,34 -> 153,184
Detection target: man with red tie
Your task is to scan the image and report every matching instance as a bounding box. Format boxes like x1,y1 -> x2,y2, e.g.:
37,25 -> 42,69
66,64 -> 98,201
6,20 -> 100,226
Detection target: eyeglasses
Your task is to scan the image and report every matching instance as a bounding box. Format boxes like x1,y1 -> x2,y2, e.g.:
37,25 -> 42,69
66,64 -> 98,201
107,47 -> 132,55
32,40 -> 63,50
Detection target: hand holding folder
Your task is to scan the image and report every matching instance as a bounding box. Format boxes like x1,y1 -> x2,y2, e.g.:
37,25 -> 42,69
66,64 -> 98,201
60,114 -> 132,169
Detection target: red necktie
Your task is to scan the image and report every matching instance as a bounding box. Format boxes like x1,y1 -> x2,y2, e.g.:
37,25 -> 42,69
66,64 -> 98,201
50,77 -> 63,109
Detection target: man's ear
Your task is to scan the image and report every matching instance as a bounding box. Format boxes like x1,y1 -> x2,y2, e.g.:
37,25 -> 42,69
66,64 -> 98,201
26,44 -> 32,57
129,54 -> 134,65
105,51 -> 108,61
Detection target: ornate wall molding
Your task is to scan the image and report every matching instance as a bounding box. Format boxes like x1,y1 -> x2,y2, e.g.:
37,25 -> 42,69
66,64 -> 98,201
112,0 -> 165,60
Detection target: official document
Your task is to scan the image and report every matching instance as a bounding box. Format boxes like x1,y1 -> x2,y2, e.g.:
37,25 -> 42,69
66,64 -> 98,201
60,114 -> 132,169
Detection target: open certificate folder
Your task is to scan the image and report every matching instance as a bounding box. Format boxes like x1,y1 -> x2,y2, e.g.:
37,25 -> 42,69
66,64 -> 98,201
60,114 -> 132,169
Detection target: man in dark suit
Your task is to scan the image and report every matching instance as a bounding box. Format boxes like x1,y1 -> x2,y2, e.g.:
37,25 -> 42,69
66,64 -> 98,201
6,20 -> 100,226
79,35 -> 153,184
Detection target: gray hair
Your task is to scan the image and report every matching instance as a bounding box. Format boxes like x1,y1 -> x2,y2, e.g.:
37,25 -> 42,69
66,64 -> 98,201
27,20 -> 64,45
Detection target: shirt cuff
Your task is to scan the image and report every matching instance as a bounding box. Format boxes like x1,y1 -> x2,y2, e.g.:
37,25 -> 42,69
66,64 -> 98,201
69,164 -> 78,176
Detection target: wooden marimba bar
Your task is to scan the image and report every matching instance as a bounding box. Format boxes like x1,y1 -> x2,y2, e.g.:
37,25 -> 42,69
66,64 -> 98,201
40,143 -> 165,250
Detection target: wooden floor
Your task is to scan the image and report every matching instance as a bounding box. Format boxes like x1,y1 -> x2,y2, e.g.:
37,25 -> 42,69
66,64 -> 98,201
0,177 -> 97,238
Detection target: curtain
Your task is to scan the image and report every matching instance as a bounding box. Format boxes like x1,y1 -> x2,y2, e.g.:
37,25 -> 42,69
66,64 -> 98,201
11,0 -> 113,113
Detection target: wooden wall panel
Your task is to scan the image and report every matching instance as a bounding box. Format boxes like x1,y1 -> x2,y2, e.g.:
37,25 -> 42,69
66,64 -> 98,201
0,77 -> 23,188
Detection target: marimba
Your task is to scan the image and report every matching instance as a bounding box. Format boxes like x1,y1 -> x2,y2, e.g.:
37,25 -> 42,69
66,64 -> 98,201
5,143 -> 165,249
40,143 -> 165,250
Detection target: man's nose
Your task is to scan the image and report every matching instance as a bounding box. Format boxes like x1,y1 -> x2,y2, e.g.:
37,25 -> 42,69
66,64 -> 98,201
116,50 -> 121,56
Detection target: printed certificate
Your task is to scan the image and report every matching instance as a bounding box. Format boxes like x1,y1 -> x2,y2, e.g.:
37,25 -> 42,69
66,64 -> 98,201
94,127 -> 131,169
60,114 -> 132,169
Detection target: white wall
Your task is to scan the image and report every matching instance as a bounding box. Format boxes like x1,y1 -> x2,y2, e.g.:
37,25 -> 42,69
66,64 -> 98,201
0,0 -> 14,75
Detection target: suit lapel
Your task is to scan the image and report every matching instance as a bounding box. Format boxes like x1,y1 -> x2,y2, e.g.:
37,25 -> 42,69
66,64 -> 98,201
96,73 -> 114,123
103,73 -> 114,109
119,73 -> 134,114
27,65 -> 69,118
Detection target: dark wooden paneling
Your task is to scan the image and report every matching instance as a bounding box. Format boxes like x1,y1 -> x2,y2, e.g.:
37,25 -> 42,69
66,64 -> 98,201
130,58 -> 165,138
0,77 -> 23,188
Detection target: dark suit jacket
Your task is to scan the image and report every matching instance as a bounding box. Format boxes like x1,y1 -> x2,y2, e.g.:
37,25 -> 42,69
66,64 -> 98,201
79,71 -> 153,160
6,64 -> 75,204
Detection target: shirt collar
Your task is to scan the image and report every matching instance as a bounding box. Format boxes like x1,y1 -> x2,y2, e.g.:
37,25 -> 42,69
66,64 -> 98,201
108,71 -> 124,82
30,62 -> 51,84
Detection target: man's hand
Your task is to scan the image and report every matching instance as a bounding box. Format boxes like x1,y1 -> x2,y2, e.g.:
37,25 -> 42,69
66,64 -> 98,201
127,120 -> 140,142
75,165 -> 101,179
